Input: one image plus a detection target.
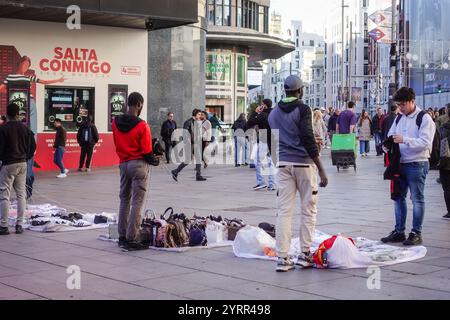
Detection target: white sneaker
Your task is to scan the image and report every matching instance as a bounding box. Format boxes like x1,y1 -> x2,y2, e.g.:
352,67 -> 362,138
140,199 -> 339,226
64,169 -> 69,174
57,173 -> 67,178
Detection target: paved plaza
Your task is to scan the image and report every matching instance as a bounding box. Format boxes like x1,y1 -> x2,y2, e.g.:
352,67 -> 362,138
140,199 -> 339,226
0,149 -> 449,300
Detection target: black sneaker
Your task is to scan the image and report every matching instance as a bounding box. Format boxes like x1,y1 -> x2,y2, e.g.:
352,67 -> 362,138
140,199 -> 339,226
0,227 -> 10,235
403,232 -> 423,246
443,213 -> 450,219
15,225 -> 23,234
118,237 -> 127,248
125,240 -> 148,251
171,170 -> 178,182
196,176 -> 207,181
381,231 -> 406,243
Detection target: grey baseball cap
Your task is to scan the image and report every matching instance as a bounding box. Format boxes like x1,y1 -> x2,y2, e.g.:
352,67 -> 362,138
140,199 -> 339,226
284,75 -> 304,91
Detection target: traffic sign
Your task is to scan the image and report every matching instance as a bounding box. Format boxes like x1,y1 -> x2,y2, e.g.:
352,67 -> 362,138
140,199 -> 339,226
369,28 -> 386,42
369,11 -> 386,25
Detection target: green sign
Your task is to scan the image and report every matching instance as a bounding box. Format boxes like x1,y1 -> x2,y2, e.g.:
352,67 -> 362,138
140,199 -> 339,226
206,54 -> 231,82
237,55 -> 246,86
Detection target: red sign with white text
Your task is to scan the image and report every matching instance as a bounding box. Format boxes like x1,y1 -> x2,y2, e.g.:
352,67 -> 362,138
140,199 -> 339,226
39,47 -> 112,74
34,133 -> 119,171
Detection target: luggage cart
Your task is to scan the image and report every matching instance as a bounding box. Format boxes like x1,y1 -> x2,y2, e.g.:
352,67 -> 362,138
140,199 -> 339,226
331,134 -> 357,172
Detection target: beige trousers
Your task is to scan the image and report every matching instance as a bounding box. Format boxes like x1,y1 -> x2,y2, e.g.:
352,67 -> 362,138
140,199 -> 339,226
276,165 -> 319,257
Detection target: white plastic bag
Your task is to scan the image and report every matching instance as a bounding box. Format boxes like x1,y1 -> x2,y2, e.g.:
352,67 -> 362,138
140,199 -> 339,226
323,236 -> 373,269
206,221 -> 228,243
233,226 -> 276,258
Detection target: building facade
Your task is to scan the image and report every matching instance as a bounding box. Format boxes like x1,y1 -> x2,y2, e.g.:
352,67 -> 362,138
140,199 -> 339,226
205,0 -> 294,123
0,0 -> 197,170
262,20 -> 325,108
324,0 -> 370,113
398,0 -> 450,109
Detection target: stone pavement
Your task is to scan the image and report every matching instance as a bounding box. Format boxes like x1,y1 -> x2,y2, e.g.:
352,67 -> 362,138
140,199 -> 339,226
0,149 -> 449,300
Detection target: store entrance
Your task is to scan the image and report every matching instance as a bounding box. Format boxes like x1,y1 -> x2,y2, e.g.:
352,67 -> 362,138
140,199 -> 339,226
45,87 -> 95,132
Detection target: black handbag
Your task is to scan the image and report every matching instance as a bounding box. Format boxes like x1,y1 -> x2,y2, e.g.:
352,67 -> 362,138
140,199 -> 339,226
140,209 -> 158,247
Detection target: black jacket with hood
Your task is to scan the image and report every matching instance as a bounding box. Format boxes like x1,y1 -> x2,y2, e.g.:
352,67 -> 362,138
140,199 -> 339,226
77,121 -> 99,146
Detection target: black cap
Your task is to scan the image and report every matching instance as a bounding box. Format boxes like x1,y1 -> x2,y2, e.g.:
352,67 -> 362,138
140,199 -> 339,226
284,75 -> 304,91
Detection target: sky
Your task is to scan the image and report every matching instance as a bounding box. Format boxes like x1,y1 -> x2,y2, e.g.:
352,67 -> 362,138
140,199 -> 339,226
270,0 -> 338,36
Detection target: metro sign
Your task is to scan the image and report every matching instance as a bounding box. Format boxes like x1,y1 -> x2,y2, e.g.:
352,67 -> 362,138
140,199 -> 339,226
369,28 -> 386,41
369,11 -> 386,25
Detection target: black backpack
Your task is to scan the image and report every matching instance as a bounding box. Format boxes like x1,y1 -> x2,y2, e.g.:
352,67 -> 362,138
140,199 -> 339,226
395,111 -> 440,168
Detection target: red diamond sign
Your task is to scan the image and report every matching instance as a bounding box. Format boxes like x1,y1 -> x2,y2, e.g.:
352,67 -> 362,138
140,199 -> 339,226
369,11 -> 386,25
369,28 -> 386,41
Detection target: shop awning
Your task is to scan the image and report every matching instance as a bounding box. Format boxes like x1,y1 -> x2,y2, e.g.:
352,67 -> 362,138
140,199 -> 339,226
0,0 -> 198,30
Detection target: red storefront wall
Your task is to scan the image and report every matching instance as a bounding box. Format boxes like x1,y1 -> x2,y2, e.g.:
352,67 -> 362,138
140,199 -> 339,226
34,133 -> 119,171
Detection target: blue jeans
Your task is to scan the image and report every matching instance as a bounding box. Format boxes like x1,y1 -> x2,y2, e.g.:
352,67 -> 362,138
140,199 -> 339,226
53,147 -> 66,174
255,143 -> 275,188
394,162 -> 430,234
234,136 -> 247,165
374,132 -> 382,146
359,141 -> 370,155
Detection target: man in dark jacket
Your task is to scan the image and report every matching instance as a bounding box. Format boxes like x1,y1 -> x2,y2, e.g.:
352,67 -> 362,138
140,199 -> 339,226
381,104 -> 399,141
112,92 -> 158,251
247,99 -> 276,191
327,109 -> 340,143
171,109 -> 206,182
160,112 -> 177,164
77,117 -> 99,172
232,113 -> 248,167
0,103 -> 36,235
53,119 -> 68,178
439,117 -> 450,219
268,76 -> 328,272
372,107 -> 384,156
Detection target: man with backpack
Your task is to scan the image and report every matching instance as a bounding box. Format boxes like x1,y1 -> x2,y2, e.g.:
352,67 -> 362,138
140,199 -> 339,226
381,87 -> 436,246
268,75 -> 328,272
77,117 -> 99,172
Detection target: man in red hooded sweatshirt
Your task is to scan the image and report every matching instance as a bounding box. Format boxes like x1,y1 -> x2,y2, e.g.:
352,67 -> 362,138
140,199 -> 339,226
112,92 -> 158,251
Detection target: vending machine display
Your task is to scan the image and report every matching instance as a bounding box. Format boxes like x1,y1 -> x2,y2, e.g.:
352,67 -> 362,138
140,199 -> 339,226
8,88 -> 30,125
108,85 -> 128,131
45,87 -> 95,131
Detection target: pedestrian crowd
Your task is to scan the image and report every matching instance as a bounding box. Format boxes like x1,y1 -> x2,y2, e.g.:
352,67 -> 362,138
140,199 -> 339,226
0,80 -> 448,270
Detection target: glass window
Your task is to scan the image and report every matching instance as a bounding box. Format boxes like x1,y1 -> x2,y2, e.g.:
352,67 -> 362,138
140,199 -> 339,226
208,0 -> 215,25
237,55 -> 246,86
206,53 -> 232,83
223,0 -> 230,26
237,0 -> 242,27
259,6 -> 264,32
215,3 -> 223,26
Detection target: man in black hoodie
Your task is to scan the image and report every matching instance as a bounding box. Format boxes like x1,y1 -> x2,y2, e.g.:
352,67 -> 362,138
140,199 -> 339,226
247,99 -> 276,191
77,117 -> 99,172
0,104 -> 36,235
268,76 -> 328,272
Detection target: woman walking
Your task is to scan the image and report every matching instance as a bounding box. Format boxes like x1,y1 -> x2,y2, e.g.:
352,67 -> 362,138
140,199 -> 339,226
313,109 -> 327,154
357,110 -> 372,157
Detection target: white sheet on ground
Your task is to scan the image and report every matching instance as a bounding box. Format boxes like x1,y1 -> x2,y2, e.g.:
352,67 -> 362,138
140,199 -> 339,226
8,203 -> 116,233
233,226 -> 427,269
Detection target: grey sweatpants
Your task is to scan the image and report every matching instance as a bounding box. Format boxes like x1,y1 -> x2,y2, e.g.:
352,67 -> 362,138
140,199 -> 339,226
0,162 -> 27,228
119,160 -> 150,241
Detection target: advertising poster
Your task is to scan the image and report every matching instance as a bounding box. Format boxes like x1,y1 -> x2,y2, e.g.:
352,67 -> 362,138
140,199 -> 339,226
351,87 -> 363,102
108,85 -> 128,131
206,53 -> 232,83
